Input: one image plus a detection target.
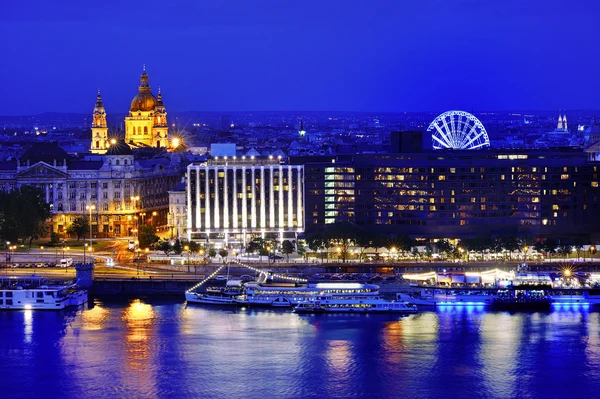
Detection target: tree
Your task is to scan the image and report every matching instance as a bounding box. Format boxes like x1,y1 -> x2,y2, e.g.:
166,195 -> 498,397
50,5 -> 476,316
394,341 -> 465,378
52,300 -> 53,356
247,238 -> 266,255
0,185 -> 51,246
138,224 -> 159,249
572,236 -> 587,260
281,240 -> 294,262
325,221 -> 358,263
66,216 -> 88,241
50,231 -> 60,246
436,239 -> 454,259
306,233 -> 327,263
208,248 -> 217,258
542,238 -> 558,259
157,241 -> 172,256
218,248 -> 229,260
172,238 -> 182,255
557,244 -> 572,259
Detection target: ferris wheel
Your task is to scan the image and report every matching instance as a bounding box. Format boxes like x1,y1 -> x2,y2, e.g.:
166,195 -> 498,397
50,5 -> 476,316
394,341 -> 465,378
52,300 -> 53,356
427,110 -> 490,150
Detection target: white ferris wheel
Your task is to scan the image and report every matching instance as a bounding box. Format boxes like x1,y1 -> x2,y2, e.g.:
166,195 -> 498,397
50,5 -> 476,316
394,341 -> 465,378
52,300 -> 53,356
427,110 -> 490,150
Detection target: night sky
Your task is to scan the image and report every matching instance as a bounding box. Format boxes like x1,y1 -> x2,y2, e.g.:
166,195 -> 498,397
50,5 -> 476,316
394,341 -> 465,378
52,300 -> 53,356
2,0 -> 599,115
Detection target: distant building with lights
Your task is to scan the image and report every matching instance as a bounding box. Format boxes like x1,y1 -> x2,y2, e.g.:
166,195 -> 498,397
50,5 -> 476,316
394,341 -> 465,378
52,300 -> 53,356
296,147 -> 600,239
0,142 -> 185,237
186,156 -> 304,247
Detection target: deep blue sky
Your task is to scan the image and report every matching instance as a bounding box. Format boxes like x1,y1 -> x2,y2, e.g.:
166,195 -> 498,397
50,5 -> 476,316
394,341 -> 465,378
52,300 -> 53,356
1,0 -> 599,115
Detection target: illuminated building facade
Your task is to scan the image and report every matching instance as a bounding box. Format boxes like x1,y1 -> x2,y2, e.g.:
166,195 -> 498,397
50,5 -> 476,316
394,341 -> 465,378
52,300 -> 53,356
186,156 -> 304,246
299,148 -> 600,238
0,142 -> 183,237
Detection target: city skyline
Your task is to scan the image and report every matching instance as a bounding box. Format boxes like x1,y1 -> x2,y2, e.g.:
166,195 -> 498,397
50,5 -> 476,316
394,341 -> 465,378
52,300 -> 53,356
2,0 -> 600,115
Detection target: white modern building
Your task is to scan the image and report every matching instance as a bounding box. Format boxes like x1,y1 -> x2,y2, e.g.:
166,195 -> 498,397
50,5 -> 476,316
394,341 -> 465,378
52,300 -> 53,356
186,156 -> 304,246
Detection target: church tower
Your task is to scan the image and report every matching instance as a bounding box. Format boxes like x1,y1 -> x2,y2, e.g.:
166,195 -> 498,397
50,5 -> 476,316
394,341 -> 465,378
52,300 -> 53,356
557,113 -> 564,131
90,90 -> 109,154
153,87 -> 169,148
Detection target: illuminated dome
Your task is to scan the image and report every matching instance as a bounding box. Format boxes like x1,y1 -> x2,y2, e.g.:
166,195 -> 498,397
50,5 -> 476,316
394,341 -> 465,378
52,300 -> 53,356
130,92 -> 157,112
130,68 -> 157,112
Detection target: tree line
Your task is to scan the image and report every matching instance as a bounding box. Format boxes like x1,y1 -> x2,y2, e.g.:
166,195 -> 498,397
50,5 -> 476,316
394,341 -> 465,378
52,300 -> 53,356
304,221 -> 594,262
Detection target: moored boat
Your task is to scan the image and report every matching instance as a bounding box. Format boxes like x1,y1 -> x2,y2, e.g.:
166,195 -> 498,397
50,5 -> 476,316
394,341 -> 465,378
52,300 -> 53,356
491,289 -> 551,311
186,280 -> 243,305
0,276 -> 87,310
235,281 -> 380,308
293,295 -> 418,314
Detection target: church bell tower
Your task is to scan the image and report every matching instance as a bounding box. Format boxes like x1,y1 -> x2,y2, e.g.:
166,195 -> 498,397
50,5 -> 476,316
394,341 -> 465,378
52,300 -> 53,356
90,90 -> 109,154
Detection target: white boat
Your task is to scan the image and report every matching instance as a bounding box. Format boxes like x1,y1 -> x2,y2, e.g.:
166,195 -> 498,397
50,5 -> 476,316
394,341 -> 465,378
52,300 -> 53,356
293,295 -> 418,314
397,289 -> 494,307
235,281 -> 380,308
186,279 -> 243,305
0,276 -> 88,310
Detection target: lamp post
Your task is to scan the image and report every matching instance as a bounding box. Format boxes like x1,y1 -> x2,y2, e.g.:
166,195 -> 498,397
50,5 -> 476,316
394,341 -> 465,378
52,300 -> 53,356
135,248 -> 140,276
197,248 -> 204,277
130,195 -> 140,238
152,211 -> 157,227
144,248 -> 149,274
86,204 -> 96,258
64,246 -> 70,273
266,245 -> 271,265
184,245 -> 190,272
84,243 -> 87,264
591,245 -> 597,261
5,241 -> 10,271
127,215 -> 133,237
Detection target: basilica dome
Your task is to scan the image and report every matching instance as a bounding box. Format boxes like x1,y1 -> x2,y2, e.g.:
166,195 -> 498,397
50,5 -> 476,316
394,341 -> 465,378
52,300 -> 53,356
130,91 -> 157,112
130,68 -> 157,112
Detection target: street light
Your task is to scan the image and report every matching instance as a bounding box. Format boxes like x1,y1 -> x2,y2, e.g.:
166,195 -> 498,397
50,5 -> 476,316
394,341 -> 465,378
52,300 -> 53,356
184,245 -> 190,272
84,243 -> 88,264
144,248 -> 149,274
86,204 -> 96,258
130,196 -> 140,238
5,241 -> 10,271
136,248 -> 141,276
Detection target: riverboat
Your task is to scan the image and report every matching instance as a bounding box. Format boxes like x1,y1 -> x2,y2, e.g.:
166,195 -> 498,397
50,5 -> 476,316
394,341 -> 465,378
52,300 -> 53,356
235,281 -> 380,308
186,280 -> 243,305
491,289 -> 552,311
397,289 -> 494,307
293,295 -> 418,314
0,276 -> 88,310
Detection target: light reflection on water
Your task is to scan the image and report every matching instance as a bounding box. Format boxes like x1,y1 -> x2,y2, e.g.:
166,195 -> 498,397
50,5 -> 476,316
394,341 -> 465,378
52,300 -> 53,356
0,303 -> 599,398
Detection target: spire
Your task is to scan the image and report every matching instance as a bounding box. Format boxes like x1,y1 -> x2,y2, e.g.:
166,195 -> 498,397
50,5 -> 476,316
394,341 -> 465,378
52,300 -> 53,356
156,87 -> 165,108
558,112 -> 563,130
95,89 -> 103,108
563,113 -> 568,131
139,65 -> 149,90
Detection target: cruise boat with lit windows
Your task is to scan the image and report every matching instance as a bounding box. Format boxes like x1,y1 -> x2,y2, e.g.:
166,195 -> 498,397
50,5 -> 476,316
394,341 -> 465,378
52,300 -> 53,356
185,280 -> 243,305
0,276 -> 88,310
234,281 -> 380,308
293,295 -> 418,314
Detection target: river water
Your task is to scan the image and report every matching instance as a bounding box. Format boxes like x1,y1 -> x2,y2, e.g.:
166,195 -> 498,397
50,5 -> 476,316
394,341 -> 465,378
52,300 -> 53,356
1,301 -> 598,399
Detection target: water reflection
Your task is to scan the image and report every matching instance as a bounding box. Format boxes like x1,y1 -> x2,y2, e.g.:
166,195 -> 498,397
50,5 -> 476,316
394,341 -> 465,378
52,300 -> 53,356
121,300 -> 156,369
5,303 -> 600,398
80,304 -> 109,331
23,309 -> 32,344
